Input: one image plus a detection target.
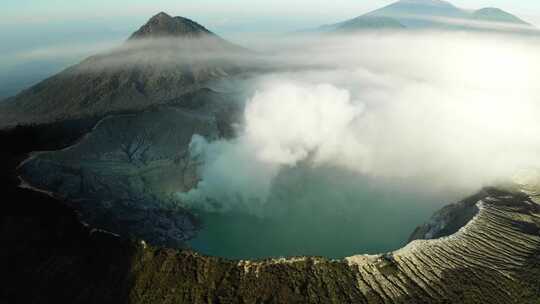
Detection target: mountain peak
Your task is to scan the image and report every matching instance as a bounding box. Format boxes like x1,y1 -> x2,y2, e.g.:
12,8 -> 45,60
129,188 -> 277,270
129,12 -> 213,40
151,12 -> 173,22
367,0 -> 466,28
396,0 -> 457,8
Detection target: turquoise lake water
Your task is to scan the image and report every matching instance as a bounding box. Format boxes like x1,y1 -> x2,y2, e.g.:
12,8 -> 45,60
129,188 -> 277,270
188,167 -> 461,260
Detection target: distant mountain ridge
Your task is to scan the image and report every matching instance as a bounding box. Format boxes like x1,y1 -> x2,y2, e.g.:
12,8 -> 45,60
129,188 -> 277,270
367,0 -> 466,28
322,0 -> 532,32
471,7 -> 531,25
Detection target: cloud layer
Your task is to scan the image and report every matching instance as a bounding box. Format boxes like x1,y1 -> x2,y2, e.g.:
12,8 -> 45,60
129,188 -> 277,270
180,30 -> 540,214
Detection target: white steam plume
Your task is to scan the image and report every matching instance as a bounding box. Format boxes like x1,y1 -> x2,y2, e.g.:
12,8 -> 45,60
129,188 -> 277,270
178,30 -> 540,214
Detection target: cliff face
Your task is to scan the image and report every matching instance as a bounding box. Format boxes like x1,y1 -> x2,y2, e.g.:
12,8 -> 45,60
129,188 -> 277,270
3,183 -> 540,303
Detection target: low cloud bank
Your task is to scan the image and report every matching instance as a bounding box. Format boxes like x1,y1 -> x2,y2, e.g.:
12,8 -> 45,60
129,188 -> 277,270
177,30 -> 540,214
